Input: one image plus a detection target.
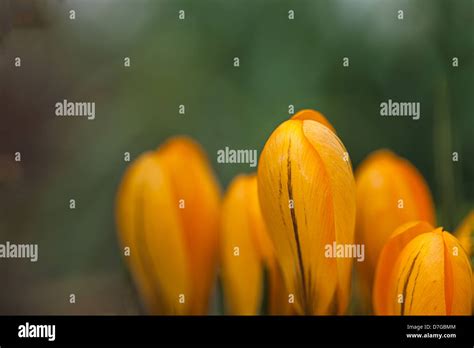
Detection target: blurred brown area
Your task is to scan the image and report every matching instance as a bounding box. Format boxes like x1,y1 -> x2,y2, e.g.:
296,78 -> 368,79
0,0 -> 141,314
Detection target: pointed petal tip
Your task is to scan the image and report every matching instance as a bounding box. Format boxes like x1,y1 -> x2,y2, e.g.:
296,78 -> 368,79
291,109 -> 336,133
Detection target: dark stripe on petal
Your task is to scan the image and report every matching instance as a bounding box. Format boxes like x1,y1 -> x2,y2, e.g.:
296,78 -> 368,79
408,250 -> 424,313
287,139 -> 308,312
400,249 -> 422,315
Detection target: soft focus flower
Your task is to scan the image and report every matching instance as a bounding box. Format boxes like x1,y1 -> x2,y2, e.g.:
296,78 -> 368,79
258,109 -> 356,314
220,173 -> 290,315
116,136 -> 221,314
355,150 -> 435,307
455,210 -> 474,311
373,221 -> 472,315
455,210 -> 474,257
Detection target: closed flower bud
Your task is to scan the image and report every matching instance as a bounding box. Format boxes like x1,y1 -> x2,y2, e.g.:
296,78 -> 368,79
374,221 -> 472,315
258,109 -> 356,315
454,210 -> 474,311
355,150 -> 435,307
116,136 -> 221,314
220,174 -> 289,315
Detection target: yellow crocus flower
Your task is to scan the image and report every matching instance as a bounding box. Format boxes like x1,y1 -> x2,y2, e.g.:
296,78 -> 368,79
220,173 -> 292,315
116,136 -> 221,314
374,221 -> 472,315
258,109 -> 356,315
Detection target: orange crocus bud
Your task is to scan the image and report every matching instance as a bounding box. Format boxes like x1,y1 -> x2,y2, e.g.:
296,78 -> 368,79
220,174 -> 289,315
116,136 -> 221,314
258,109 -> 356,315
454,210 -> 474,311
373,221 -> 472,315
355,150 -> 435,307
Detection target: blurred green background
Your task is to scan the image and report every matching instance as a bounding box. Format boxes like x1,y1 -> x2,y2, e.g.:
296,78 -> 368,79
0,0 -> 472,314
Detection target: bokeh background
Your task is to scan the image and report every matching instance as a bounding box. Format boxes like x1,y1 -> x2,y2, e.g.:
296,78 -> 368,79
0,0 -> 472,314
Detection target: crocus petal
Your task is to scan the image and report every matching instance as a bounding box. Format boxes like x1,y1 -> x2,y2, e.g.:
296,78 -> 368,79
291,109 -> 336,133
220,174 -> 265,315
258,113 -> 355,314
116,136 -> 220,315
246,175 -> 275,265
374,223 -> 472,315
442,231 -> 472,314
302,120 -> 356,313
157,136 -> 221,314
116,152 -> 190,314
454,210 -> 474,311
267,258 -> 294,315
246,174 -> 293,315
373,221 -> 434,315
396,230 -> 445,315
